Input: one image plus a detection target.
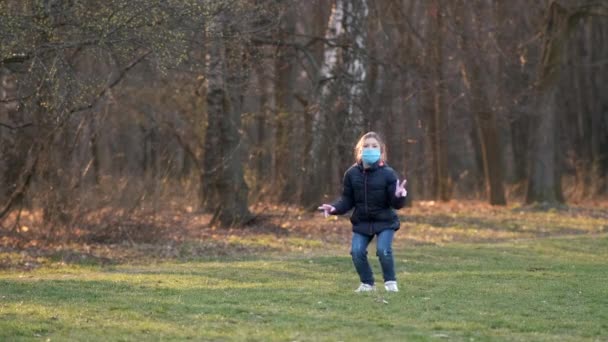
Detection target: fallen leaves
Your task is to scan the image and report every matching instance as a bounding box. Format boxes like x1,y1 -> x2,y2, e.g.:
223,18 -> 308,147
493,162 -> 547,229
1,201 -> 606,270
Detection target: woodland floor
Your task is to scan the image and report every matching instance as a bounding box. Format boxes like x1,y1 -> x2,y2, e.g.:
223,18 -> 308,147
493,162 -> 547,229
1,200 -> 607,269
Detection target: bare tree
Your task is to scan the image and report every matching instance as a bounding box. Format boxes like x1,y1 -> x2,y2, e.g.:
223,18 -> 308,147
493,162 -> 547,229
273,4 -> 298,202
526,0 -> 608,204
426,0 -> 451,202
452,0 -> 507,205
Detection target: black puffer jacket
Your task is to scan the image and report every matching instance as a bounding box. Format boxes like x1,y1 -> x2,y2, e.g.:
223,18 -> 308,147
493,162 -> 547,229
331,161 -> 406,236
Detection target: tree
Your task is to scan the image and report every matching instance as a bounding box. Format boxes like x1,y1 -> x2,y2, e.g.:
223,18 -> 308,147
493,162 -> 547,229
526,0 -> 608,204
302,0 -> 369,207
273,4 -> 298,203
453,0 -> 507,205
201,8 -> 253,227
0,0 -> 205,224
426,0 -> 451,202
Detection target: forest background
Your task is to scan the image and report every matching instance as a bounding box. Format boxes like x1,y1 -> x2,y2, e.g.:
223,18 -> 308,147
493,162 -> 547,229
1,0 -> 607,236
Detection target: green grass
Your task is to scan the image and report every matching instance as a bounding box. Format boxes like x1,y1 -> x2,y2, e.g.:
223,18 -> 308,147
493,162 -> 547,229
1,234 -> 607,341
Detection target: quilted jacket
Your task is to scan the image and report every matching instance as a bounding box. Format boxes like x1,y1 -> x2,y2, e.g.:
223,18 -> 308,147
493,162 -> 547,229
331,161 -> 406,236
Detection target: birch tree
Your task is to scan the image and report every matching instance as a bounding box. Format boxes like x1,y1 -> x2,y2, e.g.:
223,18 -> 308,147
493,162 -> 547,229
304,0 -> 369,206
342,0 -> 368,136
302,0 -> 343,206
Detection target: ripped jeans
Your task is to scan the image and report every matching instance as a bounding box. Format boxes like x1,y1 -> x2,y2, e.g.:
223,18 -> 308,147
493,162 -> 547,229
350,229 -> 396,286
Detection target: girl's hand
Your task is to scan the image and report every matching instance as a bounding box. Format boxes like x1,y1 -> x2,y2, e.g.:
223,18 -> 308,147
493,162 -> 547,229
395,179 -> 407,198
317,204 -> 336,218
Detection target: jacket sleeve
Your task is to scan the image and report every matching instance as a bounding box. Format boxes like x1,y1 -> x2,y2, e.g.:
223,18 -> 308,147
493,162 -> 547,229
387,170 -> 407,209
331,171 -> 355,215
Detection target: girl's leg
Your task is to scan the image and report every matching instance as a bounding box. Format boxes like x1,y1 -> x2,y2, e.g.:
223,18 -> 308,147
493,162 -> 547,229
351,232 -> 374,285
376,229 -> 396,282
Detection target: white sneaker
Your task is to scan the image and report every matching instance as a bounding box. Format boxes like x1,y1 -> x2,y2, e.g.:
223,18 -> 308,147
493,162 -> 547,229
354,283 -> 376,292
384,281 -> 399,292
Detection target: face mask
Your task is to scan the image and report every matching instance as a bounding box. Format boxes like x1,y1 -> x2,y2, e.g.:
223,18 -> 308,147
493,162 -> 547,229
361,148 -> 381,164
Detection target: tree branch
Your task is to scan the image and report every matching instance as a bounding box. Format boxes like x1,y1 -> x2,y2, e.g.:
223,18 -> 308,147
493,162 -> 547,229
0,91 -> 36,103
161,120 -> 203,172
69,49 -> 152,114
0,49 -> 152,221
0,143 -> 40,219
574,2 -> 608,17
536,1 -> 608,88
0,54 -> 30,65
0,122 -> 33,130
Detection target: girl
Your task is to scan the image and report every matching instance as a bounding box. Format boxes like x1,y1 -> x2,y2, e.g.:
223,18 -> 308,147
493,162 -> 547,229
318,132 -> 407,292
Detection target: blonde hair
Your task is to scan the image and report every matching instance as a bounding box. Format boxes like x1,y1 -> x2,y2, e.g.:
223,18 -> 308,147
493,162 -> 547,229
354,131 -> 387,163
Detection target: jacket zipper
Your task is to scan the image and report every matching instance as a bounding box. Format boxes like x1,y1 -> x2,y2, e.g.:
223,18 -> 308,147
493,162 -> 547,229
364,170 -> 372,235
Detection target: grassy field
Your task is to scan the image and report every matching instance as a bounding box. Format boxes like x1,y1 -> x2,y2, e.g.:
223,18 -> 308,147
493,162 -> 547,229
1,203 -> 607,341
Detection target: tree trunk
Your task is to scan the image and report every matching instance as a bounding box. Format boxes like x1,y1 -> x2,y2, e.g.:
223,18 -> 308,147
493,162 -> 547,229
274,5 -> 297,202
88,104 -> 102,186
455,0 -> 507,205
392,0 -> 428,199
201,13 -> 252,227
526,86 -> 560,203
334,0 -> 369,197
462,69 -> 507,205
302,0 -> 344,207
591,19 -> 608,195
510,115 -> 530,184
526,1 -> 568,205
342,0 -> 368,135
426,0 -> 451,202
0,67 -> 21,203
527,0 -> 608,204
303,0 -> 370,207
253,62 -> 272,196
572,18 -> 608,197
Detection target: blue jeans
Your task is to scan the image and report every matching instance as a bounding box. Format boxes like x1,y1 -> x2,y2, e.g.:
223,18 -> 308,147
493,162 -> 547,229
350,229 -> 396,285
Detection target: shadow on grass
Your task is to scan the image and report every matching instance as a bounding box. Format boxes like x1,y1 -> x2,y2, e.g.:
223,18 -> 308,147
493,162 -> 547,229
0,238 -> 286,271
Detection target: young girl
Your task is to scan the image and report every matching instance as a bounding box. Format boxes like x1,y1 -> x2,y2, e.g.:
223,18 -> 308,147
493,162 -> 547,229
318,132 -> 407,292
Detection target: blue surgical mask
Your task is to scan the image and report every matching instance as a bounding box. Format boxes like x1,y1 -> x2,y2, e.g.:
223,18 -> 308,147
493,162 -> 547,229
361,148 -> 381,164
